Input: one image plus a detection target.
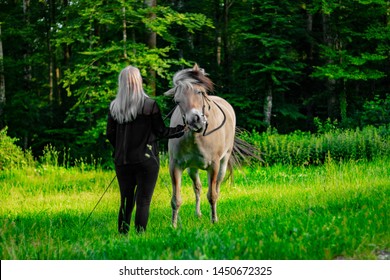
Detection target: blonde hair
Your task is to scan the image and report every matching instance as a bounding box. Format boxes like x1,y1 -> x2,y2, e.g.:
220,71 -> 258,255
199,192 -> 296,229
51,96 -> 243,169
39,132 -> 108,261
110,66 -> 149,123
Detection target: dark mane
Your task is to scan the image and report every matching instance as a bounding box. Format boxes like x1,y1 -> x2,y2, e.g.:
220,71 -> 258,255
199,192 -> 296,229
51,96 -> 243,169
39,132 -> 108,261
171,64 -> 214,94
186,69 -> 214,93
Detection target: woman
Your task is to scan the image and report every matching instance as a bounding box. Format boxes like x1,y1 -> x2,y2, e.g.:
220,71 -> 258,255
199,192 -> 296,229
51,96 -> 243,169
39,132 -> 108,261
106,66 -> 184,234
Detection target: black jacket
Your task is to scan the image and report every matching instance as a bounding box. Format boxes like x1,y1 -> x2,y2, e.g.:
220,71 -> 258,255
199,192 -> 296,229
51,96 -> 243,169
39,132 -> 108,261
106,98 -> 184,165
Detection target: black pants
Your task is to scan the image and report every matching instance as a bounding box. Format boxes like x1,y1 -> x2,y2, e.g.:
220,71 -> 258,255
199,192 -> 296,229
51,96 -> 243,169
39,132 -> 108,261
115,158 -> 159,234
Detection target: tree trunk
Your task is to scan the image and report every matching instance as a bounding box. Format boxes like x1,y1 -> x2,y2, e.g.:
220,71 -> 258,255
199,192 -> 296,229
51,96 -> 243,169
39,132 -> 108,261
222,0 -> 233,92
340,79 -> 347,124
23,0 -> 31,149
48,0 -> 55,104
307,12 -> 313,61
322,13 -> 338,120
213,0 -> 221,66
145,0 -> 156,96
122,3 -> 127,59
222,0 -> 231,67
0,23 -> 5,128
304,10 -> 314,129
58,0 -> 70,106
23,0 -> 32,84
263,85 -> 273,127
63,0 -> 70,65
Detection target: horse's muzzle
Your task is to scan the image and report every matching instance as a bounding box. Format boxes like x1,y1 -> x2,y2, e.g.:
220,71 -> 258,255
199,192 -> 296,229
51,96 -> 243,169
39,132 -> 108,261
185,110 -> 207,133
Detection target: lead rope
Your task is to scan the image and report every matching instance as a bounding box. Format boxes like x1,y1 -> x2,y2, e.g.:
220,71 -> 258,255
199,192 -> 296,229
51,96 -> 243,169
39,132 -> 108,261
81,175 -> 117,230
202,94 -> 227,137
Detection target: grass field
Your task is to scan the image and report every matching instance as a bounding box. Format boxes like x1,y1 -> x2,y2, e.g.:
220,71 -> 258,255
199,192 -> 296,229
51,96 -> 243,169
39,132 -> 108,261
0,158 -> 389,260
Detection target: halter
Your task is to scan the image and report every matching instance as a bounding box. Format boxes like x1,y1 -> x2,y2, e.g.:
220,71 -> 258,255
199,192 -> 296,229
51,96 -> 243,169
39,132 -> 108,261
170,87 -> 227,137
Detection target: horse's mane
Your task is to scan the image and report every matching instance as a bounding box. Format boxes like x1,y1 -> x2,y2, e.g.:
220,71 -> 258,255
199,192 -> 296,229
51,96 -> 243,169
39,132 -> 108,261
167,64 -> 214,96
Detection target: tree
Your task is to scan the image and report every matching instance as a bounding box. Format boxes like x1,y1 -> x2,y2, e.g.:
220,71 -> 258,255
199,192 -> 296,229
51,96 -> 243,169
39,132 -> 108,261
53,0 -> 213,159
0,0 -> 51,149
0,23 -> 5,128
233,0 -> 306,128
145,0 -> 157,95
309,0 -> 389,124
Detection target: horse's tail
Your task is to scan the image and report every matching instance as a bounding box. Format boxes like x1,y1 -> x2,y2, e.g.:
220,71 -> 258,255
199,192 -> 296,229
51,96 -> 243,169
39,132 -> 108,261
227,128 -> 263,179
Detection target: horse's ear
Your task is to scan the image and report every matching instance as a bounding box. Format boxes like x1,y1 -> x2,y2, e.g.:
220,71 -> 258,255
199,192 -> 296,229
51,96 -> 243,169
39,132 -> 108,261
164,88 -> 175,96
193,63 -> 206,75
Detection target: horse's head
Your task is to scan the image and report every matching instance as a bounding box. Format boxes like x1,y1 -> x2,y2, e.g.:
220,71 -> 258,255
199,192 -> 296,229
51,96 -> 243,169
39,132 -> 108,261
165,64 -> 214,133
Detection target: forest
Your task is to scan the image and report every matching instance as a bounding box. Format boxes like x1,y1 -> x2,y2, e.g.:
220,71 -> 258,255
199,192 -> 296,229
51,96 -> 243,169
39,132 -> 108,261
0,0 -> 389,164
1,1 -> 389,264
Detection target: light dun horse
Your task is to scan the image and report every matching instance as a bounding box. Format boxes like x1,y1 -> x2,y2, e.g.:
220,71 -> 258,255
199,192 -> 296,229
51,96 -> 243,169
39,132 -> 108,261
165,64 -> 236,227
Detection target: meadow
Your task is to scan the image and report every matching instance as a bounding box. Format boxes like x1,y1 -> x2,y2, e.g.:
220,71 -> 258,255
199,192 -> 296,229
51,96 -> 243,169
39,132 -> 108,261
1,157 -> 389,260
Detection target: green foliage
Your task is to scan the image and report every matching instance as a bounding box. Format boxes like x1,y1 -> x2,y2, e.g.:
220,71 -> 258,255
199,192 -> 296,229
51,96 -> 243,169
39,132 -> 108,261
241,125 -> 390,166
142,6 -> 213,44
313,117 -> 340,134
312,52 -> 387,81
39,144 -> 60,167
38,144 -> 106,171
360,95 -> 390,127
52,0 -> 213,160
308,0 -> 389,122
1,0 -> 389,161
0,127 -> 33,170
232,0 -> 305,127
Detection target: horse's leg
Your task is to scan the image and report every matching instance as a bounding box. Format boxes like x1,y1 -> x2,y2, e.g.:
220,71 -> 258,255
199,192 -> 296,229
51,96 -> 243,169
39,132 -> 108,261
217,154 -> 231,194
207,161 -> 220,223
170,163 -> 183,228
188,168 -> 202,218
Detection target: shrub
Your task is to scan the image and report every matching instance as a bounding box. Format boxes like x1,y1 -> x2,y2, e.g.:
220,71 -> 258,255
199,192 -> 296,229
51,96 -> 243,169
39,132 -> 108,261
0,127 -> 33,170
360,95 -> 390,127
240,125 -> 390,166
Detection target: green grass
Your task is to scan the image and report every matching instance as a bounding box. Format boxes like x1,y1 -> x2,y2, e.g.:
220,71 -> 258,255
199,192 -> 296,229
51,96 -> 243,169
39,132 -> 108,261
0,158 -> 389,260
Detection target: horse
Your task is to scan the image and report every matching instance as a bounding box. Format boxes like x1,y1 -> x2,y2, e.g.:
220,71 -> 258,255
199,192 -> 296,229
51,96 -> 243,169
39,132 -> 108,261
164,64 -> 237,227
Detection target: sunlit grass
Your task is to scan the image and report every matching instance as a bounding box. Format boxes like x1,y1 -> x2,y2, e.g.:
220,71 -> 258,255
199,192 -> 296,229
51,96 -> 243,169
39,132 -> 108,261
0,158 -> 389,260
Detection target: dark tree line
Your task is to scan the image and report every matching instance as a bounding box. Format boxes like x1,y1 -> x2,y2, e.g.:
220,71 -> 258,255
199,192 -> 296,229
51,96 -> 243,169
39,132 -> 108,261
0,0 -> 388,162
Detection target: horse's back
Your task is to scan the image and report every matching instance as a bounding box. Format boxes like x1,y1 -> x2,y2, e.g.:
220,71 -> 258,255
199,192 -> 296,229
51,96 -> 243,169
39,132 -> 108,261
210,96 -> 235,116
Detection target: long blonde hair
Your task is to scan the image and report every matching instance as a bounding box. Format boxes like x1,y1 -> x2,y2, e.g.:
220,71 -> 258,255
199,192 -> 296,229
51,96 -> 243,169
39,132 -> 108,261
110,66 -> 149,123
